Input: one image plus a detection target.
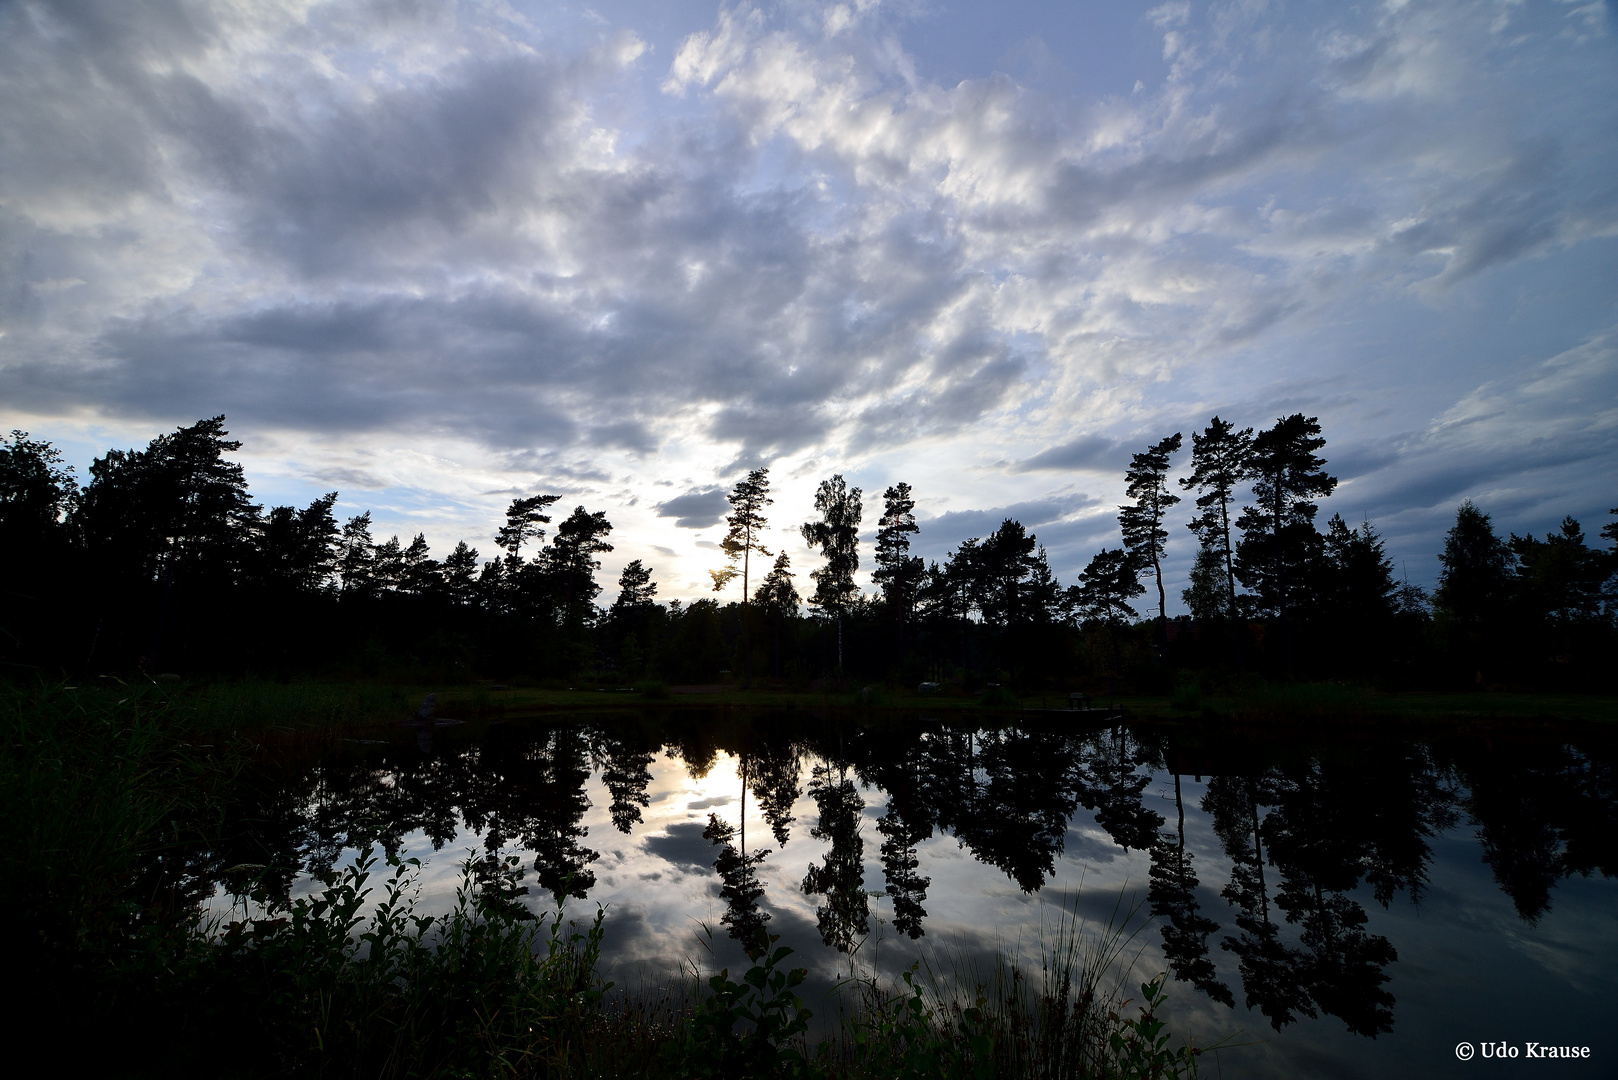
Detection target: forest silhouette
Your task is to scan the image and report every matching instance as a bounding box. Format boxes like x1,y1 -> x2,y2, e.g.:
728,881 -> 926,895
2,415 -> 1614,689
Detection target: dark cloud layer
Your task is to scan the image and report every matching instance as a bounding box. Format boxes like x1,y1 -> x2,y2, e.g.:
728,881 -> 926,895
656,487 -> 729,529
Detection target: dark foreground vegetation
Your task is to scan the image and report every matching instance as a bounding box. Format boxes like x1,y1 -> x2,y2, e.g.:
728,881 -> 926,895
2,416 -> 1613,695
4,681 -> 1204,1079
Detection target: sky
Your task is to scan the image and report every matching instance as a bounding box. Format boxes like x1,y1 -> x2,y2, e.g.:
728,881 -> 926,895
3,0 -> 1616,609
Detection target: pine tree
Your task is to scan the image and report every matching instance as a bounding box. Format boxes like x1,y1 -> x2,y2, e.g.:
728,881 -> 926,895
1180,417 -> 1253,622
339,512 -> 377,597
1234,414 -> 1336,670
441,541 -> 480,606
1075,546 -> 1145,676
546,507 -> 613,631
711,469 -> 772,689
873,482 -> 923,659
1119,433 -> 1183,627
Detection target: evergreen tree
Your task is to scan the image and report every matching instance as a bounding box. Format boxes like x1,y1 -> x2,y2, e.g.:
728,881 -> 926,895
440,541 -> 480,606
612,559 -> 658,612
74,416 -> 258,668
1433,501 -> 1514,683
0,432 -> 79,666
496,495 -> 561,562
1510,517 -> 1605,626
373,536 -> 405,592
1234,414 -> 1337,670
801,762 -> 869,952
1180,417 -> 1254,621
338,512 -> 377,597
1119,433 -> 1183,626
711,469 -> 772,689
801,475 -> 862,673
872,482 -> 923,658
1074,547 -> 1144,675
1182,545 -> 1228,623
753,552 -> 800,678
399,533 -> 439,596
545,507 -> 613,631
256,493 -> 340,591
1316,514 -> 1403,675
971,519 -> 1044,627
609,558 -> 660,676
704,813 -> 771,944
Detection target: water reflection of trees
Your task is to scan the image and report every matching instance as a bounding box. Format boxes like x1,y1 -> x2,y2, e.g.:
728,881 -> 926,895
198,714 -> 1615,1041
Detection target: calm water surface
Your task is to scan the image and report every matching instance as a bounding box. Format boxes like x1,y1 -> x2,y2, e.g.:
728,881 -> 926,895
194,710 -> 1617,1079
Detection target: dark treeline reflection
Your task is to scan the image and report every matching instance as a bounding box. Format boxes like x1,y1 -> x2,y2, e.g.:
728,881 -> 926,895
187,713 -> 1615,1038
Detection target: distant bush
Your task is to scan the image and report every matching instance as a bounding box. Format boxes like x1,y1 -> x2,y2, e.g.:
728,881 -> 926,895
637,680 -> 670,699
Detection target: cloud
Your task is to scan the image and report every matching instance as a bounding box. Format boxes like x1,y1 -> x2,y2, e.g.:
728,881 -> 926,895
1,0 -> 1614,600
1009,436 -> 1125,474
310,466 -> 388,490
655,487 -> 730,529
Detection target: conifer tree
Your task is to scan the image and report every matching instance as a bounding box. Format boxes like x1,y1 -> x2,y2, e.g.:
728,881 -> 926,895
711,469 -> 772,688
873,482 -> 923,658
1119,433 -> 1183,628
1180,417 -> 1254,622
1234,414 -> 1336,670
338,512 -> 377,597
753,552 -> 800,678
441,541 -> 480,606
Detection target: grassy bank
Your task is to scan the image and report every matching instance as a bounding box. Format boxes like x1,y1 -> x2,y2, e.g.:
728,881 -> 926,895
1,680 -> 1202,1079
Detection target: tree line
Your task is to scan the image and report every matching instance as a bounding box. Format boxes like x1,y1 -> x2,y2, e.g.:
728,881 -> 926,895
1,415 -> 1613,688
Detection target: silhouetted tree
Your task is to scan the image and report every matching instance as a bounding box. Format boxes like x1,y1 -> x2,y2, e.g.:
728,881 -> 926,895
545,506 -> 613,632
1073,547 -> 1143,676
1181,417 -> 1254,667
748,737 -> 803,845
802,475 -> 862,673
496,495 -> 561,562
711,469 -> 772,689
441,541 -> 480,606
873,482 -> 923,662
338,512 -> 378,597
1182,546 -> 1227,622
75,416 -> 258,669
753,553 -> 800,679
1432,501 -> 1515,683
0,430 -> 77,552
1235,414 -> 1337,670
1120,433 -> 1183,628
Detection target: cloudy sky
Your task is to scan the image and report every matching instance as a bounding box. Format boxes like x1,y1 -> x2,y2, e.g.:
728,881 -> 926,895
3,0 -> 1615,607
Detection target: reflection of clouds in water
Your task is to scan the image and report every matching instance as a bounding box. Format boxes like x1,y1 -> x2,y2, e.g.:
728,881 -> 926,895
1063,827 -> 1125,865
225,727 -> 1618,1080
642,822 -> 716,871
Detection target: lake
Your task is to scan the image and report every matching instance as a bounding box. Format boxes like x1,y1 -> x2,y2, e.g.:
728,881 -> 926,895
193,708 -> 1617,1079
